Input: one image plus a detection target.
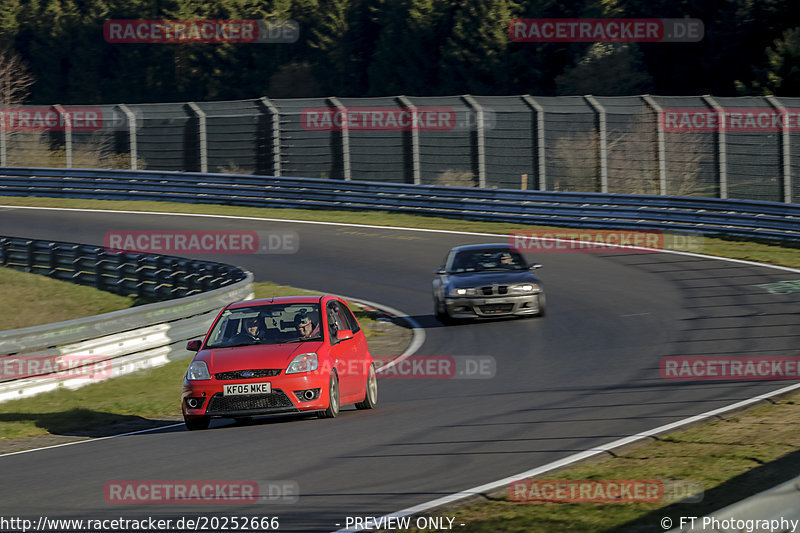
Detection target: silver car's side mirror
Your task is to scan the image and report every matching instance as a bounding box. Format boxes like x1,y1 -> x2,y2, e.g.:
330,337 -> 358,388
529,263 -> 542,270
434,267 -> 446,275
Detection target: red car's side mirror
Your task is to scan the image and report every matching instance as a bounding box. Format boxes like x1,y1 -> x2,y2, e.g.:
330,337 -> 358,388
336,329 -> 353,341
186,340 -> 202,351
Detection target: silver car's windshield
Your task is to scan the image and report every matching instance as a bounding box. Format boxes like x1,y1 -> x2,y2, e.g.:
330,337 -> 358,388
449,250 -> 528,273
205,303 -> 323,348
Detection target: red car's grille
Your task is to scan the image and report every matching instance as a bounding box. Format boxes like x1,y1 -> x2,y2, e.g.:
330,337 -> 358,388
214,369 -> 281,380
207,390 -> 294,412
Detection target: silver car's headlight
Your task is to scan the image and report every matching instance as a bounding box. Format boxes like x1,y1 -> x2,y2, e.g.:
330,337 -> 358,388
186,361 -> 211,380
286,353 -> 318,374
449,287 -> 477,297
511,283 -> 540,292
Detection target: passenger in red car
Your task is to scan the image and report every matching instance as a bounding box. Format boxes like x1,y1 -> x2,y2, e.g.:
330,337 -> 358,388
294,313 -> 320,339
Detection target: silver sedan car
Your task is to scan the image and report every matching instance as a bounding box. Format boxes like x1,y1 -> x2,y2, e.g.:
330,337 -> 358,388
432,244 -> 545,321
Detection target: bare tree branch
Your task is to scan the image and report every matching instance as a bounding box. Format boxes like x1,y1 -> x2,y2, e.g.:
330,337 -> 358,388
0,47 -> 34,106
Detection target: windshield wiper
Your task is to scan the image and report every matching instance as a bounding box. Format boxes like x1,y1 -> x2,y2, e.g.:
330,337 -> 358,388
278,336 -> 322,344
210,340 -> 273,349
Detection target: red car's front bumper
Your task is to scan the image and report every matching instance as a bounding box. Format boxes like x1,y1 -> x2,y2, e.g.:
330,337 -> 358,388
182,372 -> 332,419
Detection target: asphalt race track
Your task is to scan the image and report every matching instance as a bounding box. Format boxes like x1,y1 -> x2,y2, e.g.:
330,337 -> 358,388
1,206 -> 799,532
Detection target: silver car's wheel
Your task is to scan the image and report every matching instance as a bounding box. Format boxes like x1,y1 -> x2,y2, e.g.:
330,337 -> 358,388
434,296 -> 451,323
536,292 -> 546,317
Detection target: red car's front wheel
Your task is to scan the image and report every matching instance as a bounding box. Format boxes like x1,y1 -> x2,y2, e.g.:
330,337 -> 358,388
319,372 -> 340,419
356,363 -> 378,410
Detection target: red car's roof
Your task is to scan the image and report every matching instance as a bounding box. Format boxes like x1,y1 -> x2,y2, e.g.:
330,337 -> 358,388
227,295 -> 326,309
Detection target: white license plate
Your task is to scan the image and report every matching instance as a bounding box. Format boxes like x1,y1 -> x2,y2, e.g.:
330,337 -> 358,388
223,382 -> 271,396
483,298 -> 509,305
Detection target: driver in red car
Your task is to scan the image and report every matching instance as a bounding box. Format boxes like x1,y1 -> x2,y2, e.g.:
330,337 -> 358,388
294,312 -> 320,339
231,316 -> 269,345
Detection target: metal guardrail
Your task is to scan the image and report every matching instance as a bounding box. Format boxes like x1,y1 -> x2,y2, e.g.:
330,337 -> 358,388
0,233 -> 246,301
0,167 -> 798,242
0,275 -> 254,402
0,234 -> 253,401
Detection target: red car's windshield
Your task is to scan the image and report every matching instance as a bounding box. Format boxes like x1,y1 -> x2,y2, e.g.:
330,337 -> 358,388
205,303 -> 323,348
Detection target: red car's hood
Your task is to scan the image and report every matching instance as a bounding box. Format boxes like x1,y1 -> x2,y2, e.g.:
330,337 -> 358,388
197,341 -> 323,373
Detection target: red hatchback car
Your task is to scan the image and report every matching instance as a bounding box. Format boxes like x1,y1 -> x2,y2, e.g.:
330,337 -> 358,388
181,295 -> 378,430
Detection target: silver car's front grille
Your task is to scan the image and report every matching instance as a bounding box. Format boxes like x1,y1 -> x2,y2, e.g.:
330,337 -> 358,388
480,285 -> 508,296
478,303 -> 514,314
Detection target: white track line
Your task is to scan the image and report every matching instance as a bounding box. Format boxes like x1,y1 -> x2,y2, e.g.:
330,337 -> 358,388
0,423 -> 185,458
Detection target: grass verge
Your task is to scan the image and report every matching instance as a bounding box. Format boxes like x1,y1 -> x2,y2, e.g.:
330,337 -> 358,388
0,267 -> 136,330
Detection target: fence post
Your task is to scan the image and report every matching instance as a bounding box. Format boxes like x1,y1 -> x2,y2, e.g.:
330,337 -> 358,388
328,97 -> 351,180
584,95 -> 608,193
702,95 -> 727,199
258,97 -> 282,177
642,95 -> 667,196
0,107 -> 6,166
25,240 -> 34,272
48,242 -> 58,276
53,104 -> 72,169
94,249 -> 105,290
462,95 -> 486,188
766,95 -> 792,204
186,102 -> 207,173
522,95 -> 546,191
117,104 -> 138,170
396,95 -> 421,185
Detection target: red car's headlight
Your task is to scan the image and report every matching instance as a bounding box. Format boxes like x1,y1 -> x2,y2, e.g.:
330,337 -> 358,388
286,353 -> 318,374
186,361 -> 211,380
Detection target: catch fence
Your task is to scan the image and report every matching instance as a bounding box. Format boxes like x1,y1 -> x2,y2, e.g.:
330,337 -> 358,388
2,95 -> 797,203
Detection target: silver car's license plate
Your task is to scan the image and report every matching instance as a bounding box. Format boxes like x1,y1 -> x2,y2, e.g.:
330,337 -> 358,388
223,382 -> 271,395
